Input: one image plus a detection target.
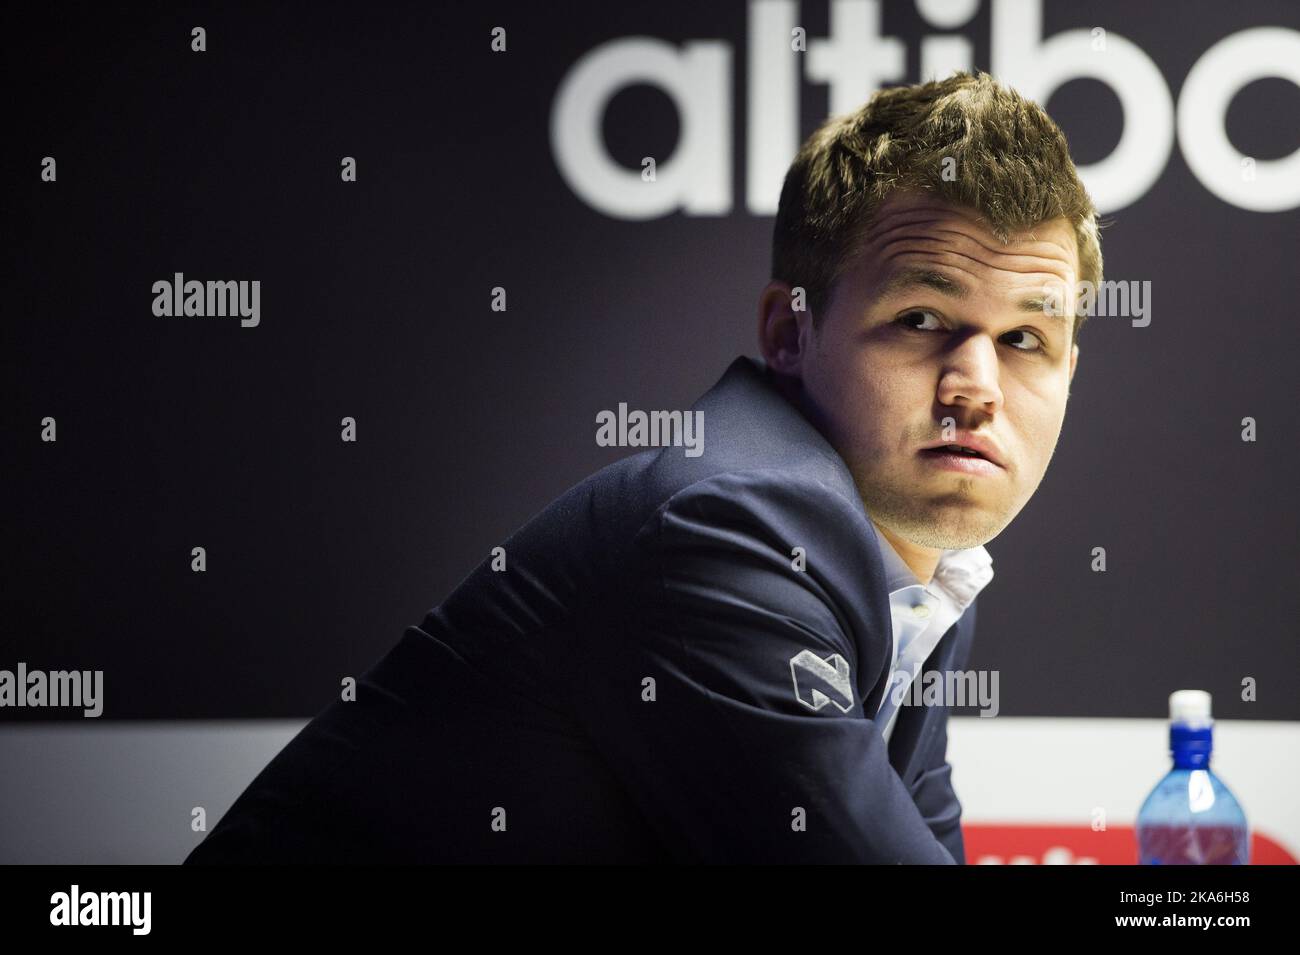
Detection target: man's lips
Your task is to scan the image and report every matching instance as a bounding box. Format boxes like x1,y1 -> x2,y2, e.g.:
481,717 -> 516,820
918,431 -> 1006,468
918,447 -> 1004,476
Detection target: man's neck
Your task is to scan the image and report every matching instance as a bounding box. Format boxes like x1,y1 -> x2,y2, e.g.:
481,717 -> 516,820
871,520 -> 941,587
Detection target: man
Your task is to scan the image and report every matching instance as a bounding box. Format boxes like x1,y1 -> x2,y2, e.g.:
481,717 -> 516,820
186,71 -> 1097,864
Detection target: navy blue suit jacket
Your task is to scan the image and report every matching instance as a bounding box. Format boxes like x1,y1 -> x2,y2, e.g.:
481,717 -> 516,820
185,356 -> 976,864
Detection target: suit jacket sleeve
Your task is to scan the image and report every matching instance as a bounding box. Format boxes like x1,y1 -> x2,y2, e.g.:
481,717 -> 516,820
573,469 -> 958,863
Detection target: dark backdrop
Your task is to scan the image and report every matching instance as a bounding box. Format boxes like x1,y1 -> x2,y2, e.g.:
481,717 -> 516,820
6,0 -> 1298,719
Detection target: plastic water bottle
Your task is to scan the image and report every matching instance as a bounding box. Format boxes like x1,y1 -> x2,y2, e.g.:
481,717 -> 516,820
1136,690 -> 1249,864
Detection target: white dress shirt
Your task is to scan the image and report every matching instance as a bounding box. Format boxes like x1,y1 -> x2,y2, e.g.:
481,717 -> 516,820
871,530 -> 994,743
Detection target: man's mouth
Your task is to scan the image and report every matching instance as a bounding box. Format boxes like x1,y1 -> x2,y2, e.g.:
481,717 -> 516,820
918,432 -> 1006,469
928,444 -> 985,458
918,439 -> 1006,475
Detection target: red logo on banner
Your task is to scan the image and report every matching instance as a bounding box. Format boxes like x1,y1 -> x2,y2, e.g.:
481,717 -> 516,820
963,824 -> 1297,864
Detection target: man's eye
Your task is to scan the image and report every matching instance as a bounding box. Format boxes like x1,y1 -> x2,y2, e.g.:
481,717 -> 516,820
894,314 -> 1045,356
896,309 -> 942,331
1001,329 -> 1045,352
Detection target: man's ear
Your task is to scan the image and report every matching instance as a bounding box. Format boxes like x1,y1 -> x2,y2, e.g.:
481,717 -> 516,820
1069,342 -> 1079,383
757,280 -> 814,376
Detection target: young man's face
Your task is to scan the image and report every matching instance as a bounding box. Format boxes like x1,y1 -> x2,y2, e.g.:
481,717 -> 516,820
782,192 -> 1080,551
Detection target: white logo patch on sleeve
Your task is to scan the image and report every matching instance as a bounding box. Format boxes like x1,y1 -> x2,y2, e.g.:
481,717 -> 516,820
789,650 -> 854,713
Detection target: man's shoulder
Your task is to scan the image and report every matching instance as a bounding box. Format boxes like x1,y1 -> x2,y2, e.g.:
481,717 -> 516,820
593,361 -> 884,592
629,356 -> 860,514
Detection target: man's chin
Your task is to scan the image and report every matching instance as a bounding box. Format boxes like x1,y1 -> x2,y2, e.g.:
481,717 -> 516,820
873,501 -> 1011,551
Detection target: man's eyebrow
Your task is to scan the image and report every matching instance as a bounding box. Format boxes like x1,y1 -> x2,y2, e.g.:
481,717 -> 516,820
877,266 -> 1070,325
877,267 -> 967,300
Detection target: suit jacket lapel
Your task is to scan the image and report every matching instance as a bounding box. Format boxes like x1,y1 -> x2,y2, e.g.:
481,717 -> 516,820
885,612 -> 967,781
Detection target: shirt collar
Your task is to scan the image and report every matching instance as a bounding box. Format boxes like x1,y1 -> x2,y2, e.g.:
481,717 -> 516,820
873,526 -> 994,611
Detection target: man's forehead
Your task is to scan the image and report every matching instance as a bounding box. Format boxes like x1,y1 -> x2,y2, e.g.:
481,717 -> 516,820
853,193 -> 1079,275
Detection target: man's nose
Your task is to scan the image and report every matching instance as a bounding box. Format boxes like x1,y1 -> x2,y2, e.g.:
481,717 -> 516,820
936,333 -> 1003,414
